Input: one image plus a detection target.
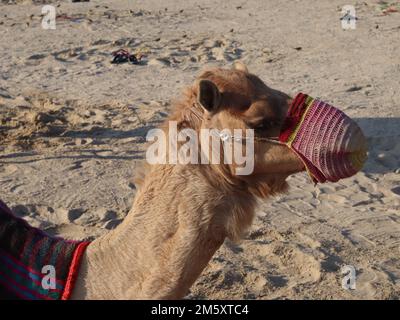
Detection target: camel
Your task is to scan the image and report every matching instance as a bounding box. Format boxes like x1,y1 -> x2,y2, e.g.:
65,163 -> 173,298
69,62 -> 307,299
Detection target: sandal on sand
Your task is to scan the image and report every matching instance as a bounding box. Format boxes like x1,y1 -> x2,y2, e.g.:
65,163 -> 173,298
111,49 -> 140,65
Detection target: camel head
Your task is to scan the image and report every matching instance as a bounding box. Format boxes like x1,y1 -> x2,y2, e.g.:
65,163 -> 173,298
170,62 -> 305,197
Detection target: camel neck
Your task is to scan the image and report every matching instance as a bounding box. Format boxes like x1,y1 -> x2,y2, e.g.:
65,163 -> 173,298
70,164 -> 253,299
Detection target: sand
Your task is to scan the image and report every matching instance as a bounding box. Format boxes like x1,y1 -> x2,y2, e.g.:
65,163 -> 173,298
0,0 -> 399,299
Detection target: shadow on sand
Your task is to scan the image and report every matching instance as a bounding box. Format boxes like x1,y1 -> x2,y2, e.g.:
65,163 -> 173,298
355,117 -> 400,175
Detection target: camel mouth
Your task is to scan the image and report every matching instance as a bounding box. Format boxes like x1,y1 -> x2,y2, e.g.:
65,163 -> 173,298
278,93 -> 367,183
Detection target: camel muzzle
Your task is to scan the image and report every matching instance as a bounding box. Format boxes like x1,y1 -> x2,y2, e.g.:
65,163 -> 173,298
279,93 -> 367,183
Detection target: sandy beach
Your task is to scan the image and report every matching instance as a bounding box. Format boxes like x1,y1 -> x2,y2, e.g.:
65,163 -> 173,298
0,0 -> 399,299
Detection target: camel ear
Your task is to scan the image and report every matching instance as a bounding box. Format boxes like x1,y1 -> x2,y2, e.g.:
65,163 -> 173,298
197,79 -> 221,112
232,61 -> 249,73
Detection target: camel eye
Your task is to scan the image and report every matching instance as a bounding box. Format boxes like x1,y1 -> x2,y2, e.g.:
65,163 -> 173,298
255,122 -> 269,130
254,119 -> 281,131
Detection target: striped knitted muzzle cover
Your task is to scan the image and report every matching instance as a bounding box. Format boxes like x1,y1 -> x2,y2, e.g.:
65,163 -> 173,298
279,93 -> 367,183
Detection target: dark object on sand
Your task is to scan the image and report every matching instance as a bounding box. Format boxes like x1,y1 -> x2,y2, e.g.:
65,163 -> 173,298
111,49 -> 141,65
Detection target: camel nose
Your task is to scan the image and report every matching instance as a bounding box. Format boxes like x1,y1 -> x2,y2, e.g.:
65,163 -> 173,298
279,93 -> 368,183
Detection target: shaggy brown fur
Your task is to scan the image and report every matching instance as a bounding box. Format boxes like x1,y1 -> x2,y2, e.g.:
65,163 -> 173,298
139,63 -> 301,239
71,62 -> 304,299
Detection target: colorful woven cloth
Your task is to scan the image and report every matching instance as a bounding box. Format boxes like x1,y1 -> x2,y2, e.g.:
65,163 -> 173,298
0,200 -> 90,300
279,93 -> 367,183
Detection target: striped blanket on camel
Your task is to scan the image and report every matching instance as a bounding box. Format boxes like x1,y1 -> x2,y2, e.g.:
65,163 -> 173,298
0,200 -> 90,300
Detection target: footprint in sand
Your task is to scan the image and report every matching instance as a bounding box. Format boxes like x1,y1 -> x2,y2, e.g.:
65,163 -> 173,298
257,242 -> 322,286
52,47 -> 86,63
2,164 -> 18,175
350,267 -> 396,299
25,53 -> 48,66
